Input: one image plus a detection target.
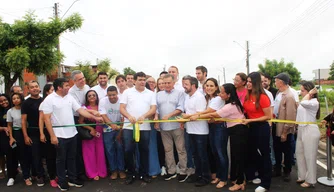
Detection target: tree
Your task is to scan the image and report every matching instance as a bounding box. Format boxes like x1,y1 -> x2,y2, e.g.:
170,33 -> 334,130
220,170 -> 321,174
258,59 -> 301,86
0,12 -> 83,94
123,67 -> 136,76
72,58 -> 118,87
328,60 -> 334,80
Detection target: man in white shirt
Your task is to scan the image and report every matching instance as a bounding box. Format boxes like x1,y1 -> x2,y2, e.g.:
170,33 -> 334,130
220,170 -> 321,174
168,66 -> 184,92
41,78 -> 103,191
120,72 -> 157,185
195,66 -> 208,95
115,75 -> 128,98
126,74 -> 134,88
99,86 -> 125,180
91,72 -> 110,100
68,70 -> 90,180
182,75 -> 210,187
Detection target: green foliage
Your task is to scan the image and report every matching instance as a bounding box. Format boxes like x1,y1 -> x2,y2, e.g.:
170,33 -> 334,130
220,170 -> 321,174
123,67 -> 136,76
318,90 -> 334,107
328,61 -> 334,80
0,12 -> 83,94
258,58 -> 301,86
72,58 -> 119,87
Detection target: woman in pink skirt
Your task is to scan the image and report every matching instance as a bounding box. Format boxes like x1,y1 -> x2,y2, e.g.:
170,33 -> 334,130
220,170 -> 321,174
79,90 -> 107,180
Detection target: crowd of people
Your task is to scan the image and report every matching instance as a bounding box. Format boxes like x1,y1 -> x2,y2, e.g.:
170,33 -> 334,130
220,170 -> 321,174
0,65 -> 326,192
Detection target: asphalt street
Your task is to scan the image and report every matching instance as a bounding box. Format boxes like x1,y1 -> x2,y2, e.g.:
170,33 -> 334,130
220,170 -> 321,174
0,150 -> 333,192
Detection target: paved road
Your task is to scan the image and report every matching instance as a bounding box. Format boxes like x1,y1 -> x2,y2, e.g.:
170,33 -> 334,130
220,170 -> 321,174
0,150 -> 333,192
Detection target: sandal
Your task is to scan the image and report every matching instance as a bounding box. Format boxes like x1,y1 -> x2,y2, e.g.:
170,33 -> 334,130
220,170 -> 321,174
229,183 -> 245,191
94,176 -> 100,181
216,181 -> 227,189
25,179 -> 32,186
211,178 -> 220,184
301,182 -> 315,188
296,179 -> 305,184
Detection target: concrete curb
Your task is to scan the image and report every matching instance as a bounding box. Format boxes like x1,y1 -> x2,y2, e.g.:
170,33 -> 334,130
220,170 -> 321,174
319,140 -> 334,154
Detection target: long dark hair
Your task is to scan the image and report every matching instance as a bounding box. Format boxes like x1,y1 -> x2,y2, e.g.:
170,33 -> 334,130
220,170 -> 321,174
246,72 -> 266,109
301,81 -> 320,119
223,83 -> 244,113
204,78 -> 220,103
84,90 -> 99,106
43,83 -> 53,99
10,93 -> 24,107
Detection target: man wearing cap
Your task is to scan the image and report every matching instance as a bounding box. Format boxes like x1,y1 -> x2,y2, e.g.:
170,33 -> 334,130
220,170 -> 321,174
272,73 -> 297,182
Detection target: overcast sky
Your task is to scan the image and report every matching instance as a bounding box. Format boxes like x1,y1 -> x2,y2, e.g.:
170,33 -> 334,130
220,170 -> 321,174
1,0 -> 334,83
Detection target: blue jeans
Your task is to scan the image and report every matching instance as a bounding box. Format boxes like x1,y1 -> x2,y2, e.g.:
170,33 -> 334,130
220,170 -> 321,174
123,129 -> 150,177
56,135 -> 78,185
149,126 -> 161,176
189,134 -> 210,182
209,123 -> 229,181
270,132 -> 276,166
184,131 -> 194,168
103,130 -> 124,172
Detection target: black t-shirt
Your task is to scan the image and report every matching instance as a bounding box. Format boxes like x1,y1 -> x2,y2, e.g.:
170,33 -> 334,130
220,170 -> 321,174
21,97 -> 43,131
0,107 -> 9,155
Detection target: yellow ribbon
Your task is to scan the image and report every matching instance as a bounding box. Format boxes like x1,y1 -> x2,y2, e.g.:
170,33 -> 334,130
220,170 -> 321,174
127,118 -> 319,142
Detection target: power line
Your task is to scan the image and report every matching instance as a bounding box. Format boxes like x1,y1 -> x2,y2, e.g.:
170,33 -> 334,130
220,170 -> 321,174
0,10 -> 20,18
266,0 -> 332,46
0,6 -> 52,11
61,36 -> 103,58
257,0 -> 326,51
294,0 -> 334,33
254,0 -> 332,54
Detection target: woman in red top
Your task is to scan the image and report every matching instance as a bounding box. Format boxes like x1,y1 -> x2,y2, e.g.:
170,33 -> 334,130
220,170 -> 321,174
242,72 -> 272,192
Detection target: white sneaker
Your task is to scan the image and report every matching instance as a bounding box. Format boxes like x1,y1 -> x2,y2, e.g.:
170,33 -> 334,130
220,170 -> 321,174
253,178 -> 261,184
7,178 -> 15,187
161,166 -> 167,176
255,186 -> 267,192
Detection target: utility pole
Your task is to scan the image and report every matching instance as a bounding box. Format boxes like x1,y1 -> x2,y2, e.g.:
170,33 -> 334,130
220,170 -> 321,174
54,3 -> 62,78
223,67 -> 226,84
163,64 -> 166,71
246,41 -> 250,75
318,68 -> 321,86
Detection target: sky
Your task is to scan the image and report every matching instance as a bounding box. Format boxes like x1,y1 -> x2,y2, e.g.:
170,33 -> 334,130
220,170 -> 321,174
1,0 -> 334,84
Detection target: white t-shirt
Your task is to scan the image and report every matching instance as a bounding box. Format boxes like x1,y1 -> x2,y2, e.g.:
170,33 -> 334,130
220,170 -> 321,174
198,82 -> 205,95
208,96 -> 225,110
39,92 -> 81,139
91,84 -> 110,101
184,90 -> 209,135
174,79 -> 184,92
69,84 -> 90,116
99,97 -> 121,123
120,87 -> 156,131
6,108 -> 22,128
289,86 -> 300,102
264,89 -> 274,107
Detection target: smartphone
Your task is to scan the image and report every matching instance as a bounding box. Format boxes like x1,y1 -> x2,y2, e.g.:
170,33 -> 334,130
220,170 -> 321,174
11,142 -> 17,149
